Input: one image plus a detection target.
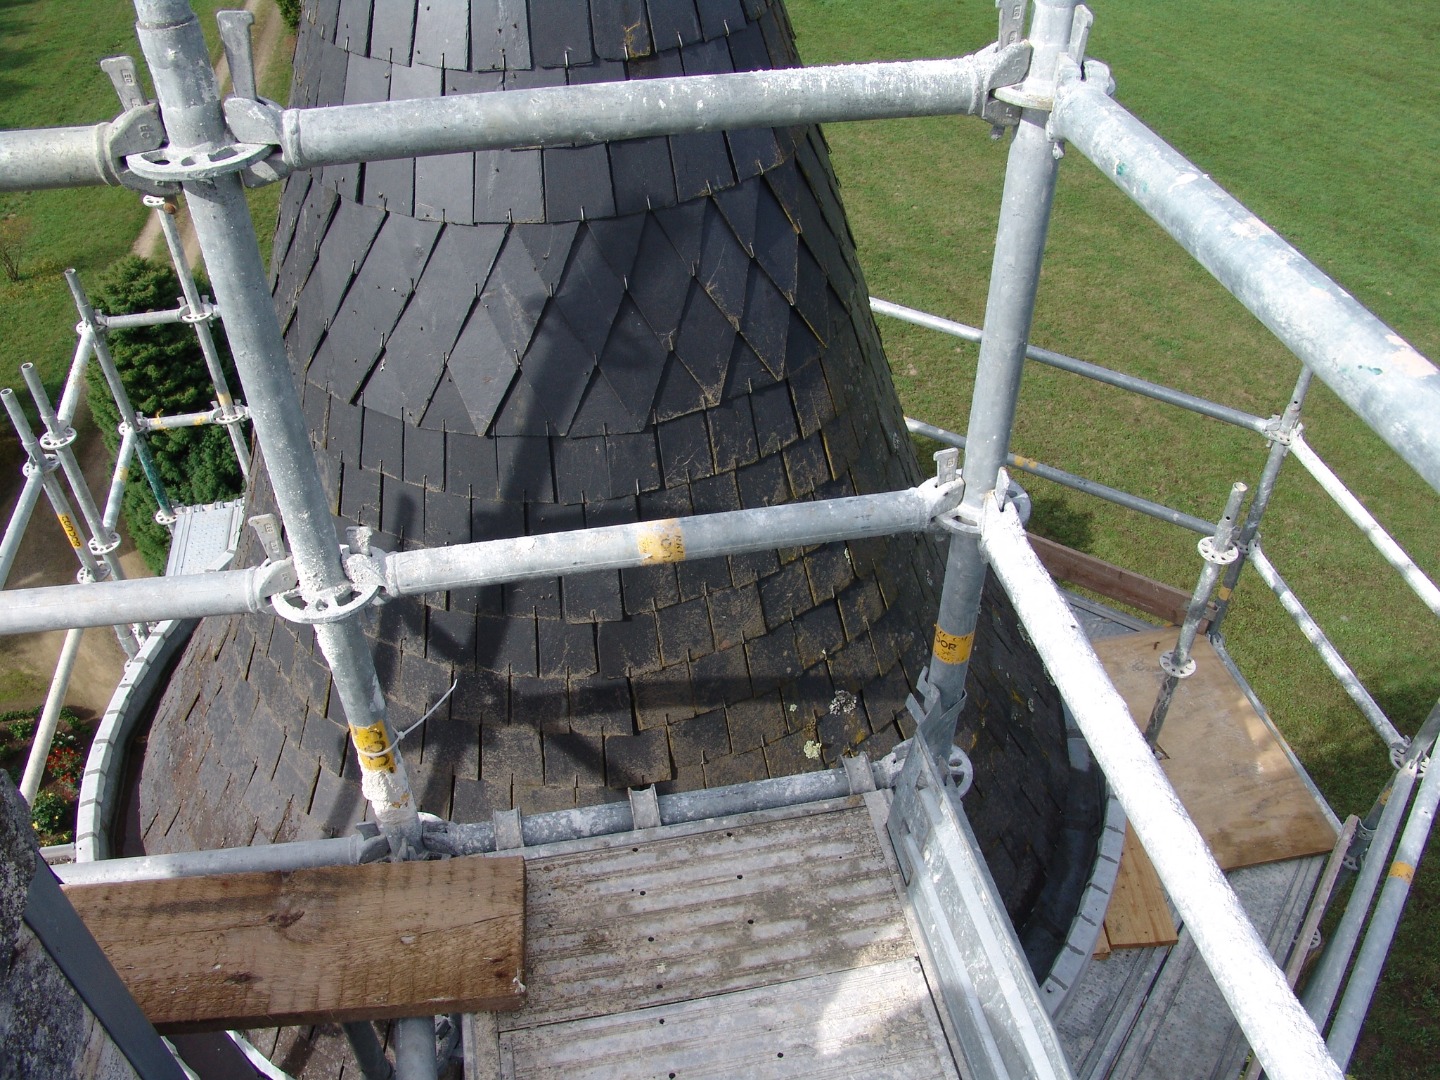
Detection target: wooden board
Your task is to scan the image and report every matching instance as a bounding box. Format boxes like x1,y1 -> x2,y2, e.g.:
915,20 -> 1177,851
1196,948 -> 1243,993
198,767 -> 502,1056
500,959 -> 958,1079
1103,826 -> 1178,949
64,855 -> 526,1032
1092,629 -> 1337,870
1028,534 -> 1204,626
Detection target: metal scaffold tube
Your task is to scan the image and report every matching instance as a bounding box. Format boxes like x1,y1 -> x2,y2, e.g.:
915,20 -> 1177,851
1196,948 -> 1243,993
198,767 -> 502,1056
0,469 -> 44,589
978,496 -> 1341,1080
923,0 -> 1076,762
1208,367 -> 1313,637
144,193 -> 251,480
67,270 -> 176,525
1302,705 -> 1440,1032
0,485 -> 954,635
1144,481 -> 1246,747
280,48 -> 1031,169
874,298 -> 1271,433
19,626 -> 86,802
1288,433 -> 1440,619
1326,739 -> 1440,1070
131,0 -> 419,849
905,417 -> 1215,534
1248,543 -> 1405,752
1049,73 -> 1440,497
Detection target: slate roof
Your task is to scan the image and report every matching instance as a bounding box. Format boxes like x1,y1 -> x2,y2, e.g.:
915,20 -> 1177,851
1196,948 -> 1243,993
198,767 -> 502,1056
135,0 -> 1094,950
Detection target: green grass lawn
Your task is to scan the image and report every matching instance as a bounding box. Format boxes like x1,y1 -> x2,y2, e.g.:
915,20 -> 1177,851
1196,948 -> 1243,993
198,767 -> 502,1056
788,1 -> 1439,1073
0,0 -> 286,418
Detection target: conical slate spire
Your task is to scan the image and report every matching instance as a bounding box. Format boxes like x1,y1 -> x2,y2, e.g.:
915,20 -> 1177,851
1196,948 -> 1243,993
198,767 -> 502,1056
135,0 -> 1093,948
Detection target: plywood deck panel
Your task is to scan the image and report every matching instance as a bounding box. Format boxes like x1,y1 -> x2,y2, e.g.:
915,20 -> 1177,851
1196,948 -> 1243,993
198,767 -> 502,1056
1092,629 -> 1337,869
500,959 -> 959,1079
1104,826 -> 1179,949
64,857 -> 526,1032
505,805 -> 914,1031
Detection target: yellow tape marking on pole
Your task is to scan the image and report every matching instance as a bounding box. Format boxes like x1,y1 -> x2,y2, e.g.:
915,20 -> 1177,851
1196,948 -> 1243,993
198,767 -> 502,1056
637,519 -> 685,563
58,514 -> 83,550
350,722 -> 395,773
1216,585 -> 1233,602
1389,861 -> 1415,884
932,626 -> 974,666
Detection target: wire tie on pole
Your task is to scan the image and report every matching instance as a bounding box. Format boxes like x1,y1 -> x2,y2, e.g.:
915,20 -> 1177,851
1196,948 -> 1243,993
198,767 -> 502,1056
353,679 -> 459,761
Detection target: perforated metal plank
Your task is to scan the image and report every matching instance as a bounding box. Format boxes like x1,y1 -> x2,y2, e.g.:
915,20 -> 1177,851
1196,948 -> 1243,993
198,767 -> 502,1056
506,805 -> 914,1029
501,958 -> 957,1079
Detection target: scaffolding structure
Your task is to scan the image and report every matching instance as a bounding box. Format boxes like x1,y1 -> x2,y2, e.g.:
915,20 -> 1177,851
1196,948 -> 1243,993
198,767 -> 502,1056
2,1 -> 1438,1078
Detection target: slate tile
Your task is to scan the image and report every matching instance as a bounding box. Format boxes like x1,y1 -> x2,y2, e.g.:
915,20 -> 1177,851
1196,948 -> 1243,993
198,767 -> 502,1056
697,0 -> 745,40
597,610 -> 660,676
606,432 -> 662,493
562,570 -> 625,624
368,0 -> 415,64
428,606 -> 478,666
748,379 -> 799,454
475,149 -> 545,223
413,0 -> 468,68
514,784 -> 578,814
584,496 -> 638,528
504,576 -> 561,620
666,708 -> 730,766
421,710 -> 479,781
631,663 -> 696,728
708,581 -> 765,647
529,500 -> 585,535
783,431 -> 831,496
481,724 -> 542,784
688,472 -> 740,515
543,144 -> 616,222
744,622 -> 799,694
676,556 -> 731,602
476,612 -> 538,675
472,498 -> 525,541
539,617 -> 598,677
450,668 -> 510,726
621,563 -> 679,614
681,35 -> 732,75
402,423 -> 445,489
758,559 -> 808,626
301,714 -> 349,779
451,777 -> 507,822
670,132 -> 735,201
674,288 -> 735,401
310,765 -> 364,833
553,435 -> 609,503
568,674 -> 634,736
628,219 -> 692,341
415,152 -> 476,224
645,0 -> 701,50
379,475 -> 424,542
707,395 -> 758,472
794,600 -> 842,669
605,727 -> 673,786
543,730 -> 604,786
736,453 -> 786,509
725,690 -> 785,754
703,746 -> 767,787
472,0 -> 532,71
511,674 -> 570,733
763,728 -> 817,780
657,412 -> 713,484
690,641 -> 751,708
610,137 -> 677,215
495,435 -> 555,501
591,0 -> 652,61
657,596 -> 712,664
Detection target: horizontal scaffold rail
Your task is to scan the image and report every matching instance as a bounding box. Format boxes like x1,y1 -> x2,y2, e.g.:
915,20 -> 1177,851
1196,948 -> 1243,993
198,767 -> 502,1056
0,45 -> 1031,191
0,483 -> 960,637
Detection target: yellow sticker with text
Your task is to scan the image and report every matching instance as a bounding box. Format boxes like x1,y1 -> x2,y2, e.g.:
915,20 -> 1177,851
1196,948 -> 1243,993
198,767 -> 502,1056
932,626 -> 974,665
637,520 -> 686,564
58,514 -> 83,550
351,722 -> 395,773
1390,861 -> 1415,884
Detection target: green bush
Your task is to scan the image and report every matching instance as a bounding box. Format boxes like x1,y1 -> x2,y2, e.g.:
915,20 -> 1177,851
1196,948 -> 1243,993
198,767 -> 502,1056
30,789 -> 69,842
87,256 -> 246,573
275,0 -> 300,30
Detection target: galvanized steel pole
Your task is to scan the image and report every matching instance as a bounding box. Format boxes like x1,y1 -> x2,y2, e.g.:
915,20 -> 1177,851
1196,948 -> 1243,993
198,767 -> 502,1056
19,626 -> 86,802
1208,368 -> 1313,637
130,0 -> 421,850
979,497 -> 1342,1080
1144,481 -> 1246,747
1050,77 -> 1440,496
923,0 -> 1076,760
280,49 -> 1031,169
1326,739 -> 1440,1069
0,469 -> 44,589
144,193 -> 251,480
